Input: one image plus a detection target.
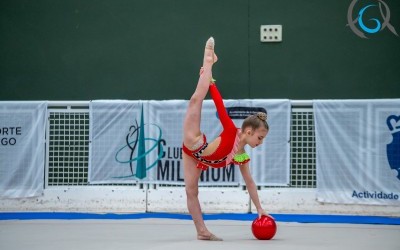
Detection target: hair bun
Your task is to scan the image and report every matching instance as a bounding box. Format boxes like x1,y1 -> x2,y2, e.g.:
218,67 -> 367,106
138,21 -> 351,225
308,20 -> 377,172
256,112 -> 267,121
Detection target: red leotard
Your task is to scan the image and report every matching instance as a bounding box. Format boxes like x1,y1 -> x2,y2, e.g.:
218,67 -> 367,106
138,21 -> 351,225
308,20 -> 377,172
182,83 -> 240,170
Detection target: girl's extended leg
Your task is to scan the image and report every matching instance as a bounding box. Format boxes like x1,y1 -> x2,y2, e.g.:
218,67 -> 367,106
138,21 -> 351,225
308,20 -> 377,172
183,37 -> 218,147
182,37 -> 222,241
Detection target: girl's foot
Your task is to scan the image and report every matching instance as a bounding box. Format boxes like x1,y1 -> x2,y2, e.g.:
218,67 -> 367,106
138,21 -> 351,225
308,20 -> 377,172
203,37 -> 218,66
197,233 -> 223,241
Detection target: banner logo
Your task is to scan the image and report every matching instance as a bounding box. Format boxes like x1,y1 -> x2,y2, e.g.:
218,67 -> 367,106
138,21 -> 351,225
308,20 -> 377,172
347,0 -> 398,38
114,105 -> 164,179
386,115 -> 400,180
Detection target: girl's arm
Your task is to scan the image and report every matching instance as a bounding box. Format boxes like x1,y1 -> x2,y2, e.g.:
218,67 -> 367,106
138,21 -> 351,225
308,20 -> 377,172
239,162 -> 268,217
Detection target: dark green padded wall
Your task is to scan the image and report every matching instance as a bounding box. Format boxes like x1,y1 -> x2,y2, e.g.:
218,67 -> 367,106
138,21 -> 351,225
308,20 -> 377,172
249,0 -> 400,99
1,0 -> 399,100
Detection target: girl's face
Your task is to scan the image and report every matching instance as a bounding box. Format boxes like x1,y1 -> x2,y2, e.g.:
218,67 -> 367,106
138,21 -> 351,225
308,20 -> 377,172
245,127 -> 268,148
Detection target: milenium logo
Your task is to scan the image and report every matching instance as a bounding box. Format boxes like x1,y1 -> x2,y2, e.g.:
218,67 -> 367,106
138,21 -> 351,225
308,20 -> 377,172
347,0 -> 399,38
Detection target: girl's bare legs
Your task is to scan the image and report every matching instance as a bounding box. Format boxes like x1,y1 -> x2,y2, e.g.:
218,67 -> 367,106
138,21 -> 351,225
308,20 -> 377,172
183,37 -> 217,147
182,37 -> 222,241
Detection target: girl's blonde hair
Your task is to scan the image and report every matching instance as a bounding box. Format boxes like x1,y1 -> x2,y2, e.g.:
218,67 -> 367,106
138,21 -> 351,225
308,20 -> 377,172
241,112 -> 269,131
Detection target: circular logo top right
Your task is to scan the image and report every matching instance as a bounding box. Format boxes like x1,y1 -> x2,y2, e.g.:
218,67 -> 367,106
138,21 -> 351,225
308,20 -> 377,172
347,0 -> 399,38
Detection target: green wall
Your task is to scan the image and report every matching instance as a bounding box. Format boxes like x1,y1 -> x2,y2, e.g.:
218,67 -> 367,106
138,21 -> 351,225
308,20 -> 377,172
1,0 -> 399,100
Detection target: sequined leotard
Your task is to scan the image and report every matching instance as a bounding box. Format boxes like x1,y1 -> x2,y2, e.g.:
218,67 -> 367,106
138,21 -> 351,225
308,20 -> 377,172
182,83 -> 249,170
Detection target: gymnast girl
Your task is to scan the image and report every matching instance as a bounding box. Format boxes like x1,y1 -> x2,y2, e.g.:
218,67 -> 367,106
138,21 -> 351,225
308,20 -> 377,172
182,37 -> 270,241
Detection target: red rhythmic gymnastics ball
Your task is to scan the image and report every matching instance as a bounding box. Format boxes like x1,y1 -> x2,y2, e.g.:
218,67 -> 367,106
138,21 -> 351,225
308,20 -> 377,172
251,215 -> 277,240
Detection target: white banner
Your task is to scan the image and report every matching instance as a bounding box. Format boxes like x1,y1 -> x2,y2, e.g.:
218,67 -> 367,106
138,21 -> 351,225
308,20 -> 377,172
0,102 -> 47,198
314,99 -> 400,205
89,99 -> 290,185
